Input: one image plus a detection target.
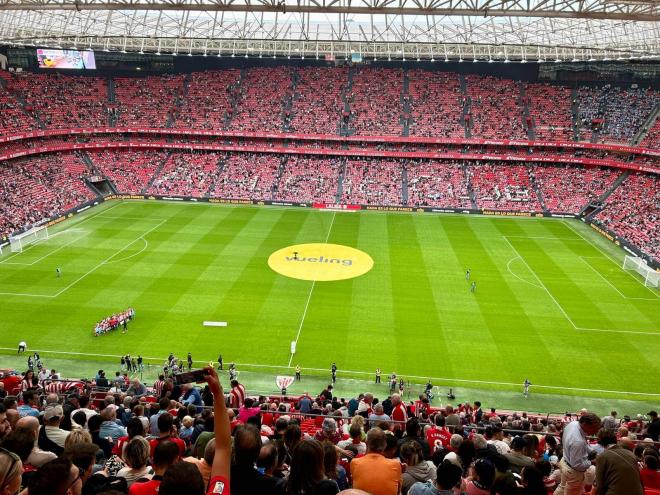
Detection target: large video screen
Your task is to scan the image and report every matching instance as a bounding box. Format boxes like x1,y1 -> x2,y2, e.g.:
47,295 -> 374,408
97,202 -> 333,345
36,49 -> 97,69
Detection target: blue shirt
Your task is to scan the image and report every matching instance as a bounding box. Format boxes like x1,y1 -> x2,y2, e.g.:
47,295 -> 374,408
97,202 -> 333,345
409,481 -> 453,495
17,404 -> 40,418
99,420 -> 127,443
182,388 -> 204,413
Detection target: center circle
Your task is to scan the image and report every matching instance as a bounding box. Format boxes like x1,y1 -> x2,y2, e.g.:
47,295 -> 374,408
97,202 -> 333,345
268,243 -> 374,281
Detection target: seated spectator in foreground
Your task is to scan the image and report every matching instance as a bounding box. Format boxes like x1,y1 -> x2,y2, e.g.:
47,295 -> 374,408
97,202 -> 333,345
117,436 -> 154,486
14,416 -> 57,468
0,447 -> 23,495
641,454 -> 660,489
231,424 -> 283,495
99,407 -> 128,443
337,425 -> 367,456
351,427 -> 402,495
400,440 -> 436,495
409,461 -> 463,495
129,440 -> 181,495
505,436 -> 534,475
149,412 -> 186,458
184,438 -> 215,485
286,439 -> 339,495
158,460 -> 206,495
594,438 -> 643,495
28,457 -> 83,495
39,405 -> 69,455
461,457 -> 495,495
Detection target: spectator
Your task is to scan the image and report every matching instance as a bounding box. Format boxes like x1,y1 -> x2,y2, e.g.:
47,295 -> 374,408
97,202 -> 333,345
351,427 -> 402,495
158,461 -> 206,495
640,455 -> 660,489
399,418 -> 430,461
390,395 -> 407,432
594,439 -> 643,495
315,418 -> 342,445
323,441 -> 348,491
180,384 -> 204,414
99,407 -> 127,443
28,458 -> 83,495
17,391 -> 39,418
149,399 -> 171,435
462,457 -> 495,495
368,404 -> 390,427
602,411 -> 618,432
400,440 -> 436,495
88,414 -> 113,459
286,439 -> 339,495
117,436 -> 154,486
184,438 -> 215,485
39,405 -> 69,455
203,366 -> 232,495
647,411 -> 660,442
505,436 -> 535,475
554,412 -> 601,495
408,461 -> 462,495
520,465 -> 548,495
231,424 -> 282,494
126,379 -> 148,398
14,416 -> 57,467
129,440 -> 180,495
149,412 -> 186,458
337,425 -> 366,456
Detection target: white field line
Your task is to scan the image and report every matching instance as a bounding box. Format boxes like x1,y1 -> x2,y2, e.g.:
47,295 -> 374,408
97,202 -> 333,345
0,219 -> 165,299
502,236 -> 660,336
579,256 -> 658,302
52,219 -> 166,298
0,229 -> 90,266
104,237 -> 149,265
506,256 -> 542,289
287,211 -> 337,368
504,236 -> 582,241
1,346 -> 659,397
563,220 -> 659,299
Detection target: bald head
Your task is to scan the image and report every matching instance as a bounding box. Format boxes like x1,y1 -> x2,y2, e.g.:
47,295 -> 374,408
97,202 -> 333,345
5,409 -> 19,430
16,415 -> 40,438
391,394 -> 401,405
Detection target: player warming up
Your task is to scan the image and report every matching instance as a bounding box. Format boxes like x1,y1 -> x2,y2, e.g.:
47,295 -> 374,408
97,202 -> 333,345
56,266 -> 61,278
523,378 -> 532,397
470,281 -> 477,293
465,268 -> 471,280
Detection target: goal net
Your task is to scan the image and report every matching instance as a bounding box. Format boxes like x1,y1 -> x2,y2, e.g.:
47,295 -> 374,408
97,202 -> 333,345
9,225 -> 49,253
623,255 -> 659,288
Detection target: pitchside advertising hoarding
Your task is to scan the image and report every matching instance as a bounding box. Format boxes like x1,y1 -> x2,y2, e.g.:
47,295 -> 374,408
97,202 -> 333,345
36,49 -> 97,70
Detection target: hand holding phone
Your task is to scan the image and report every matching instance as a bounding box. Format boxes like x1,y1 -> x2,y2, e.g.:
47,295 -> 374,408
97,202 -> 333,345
173,369 -> 207,385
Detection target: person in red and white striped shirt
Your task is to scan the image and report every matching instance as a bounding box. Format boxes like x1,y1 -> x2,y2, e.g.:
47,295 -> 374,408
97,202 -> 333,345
391,393 -> 407,431
153,375 -> 165,398
230,380 -> 245,408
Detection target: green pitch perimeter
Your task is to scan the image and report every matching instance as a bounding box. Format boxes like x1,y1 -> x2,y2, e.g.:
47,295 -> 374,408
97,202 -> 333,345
0,200 -> 658,406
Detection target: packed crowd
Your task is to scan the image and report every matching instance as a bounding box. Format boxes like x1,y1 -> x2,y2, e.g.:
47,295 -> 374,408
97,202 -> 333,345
465,76 -> 527,140
0,153 -> 94,238
595,173 -> 660,262
88,150 -> 172,194
0,80 -> 39,134
0,365 -> 658,495
408,70 -> 465,139
289,67 -> 348,135
407,160 -> 472,208
523,84 -> 575,141
349,68 -> 404,136
114,75 -> 186,128
214,153 -> 281,200
576,86 -> 659,144
272,156 -> 342,203
93,308 -> 136,337
470,163 -> 542,212
148,152 -> 224,197
340,159 -> 403,205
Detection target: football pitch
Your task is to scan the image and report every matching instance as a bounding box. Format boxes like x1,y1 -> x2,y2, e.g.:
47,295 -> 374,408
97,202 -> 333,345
0,200 -> 658,406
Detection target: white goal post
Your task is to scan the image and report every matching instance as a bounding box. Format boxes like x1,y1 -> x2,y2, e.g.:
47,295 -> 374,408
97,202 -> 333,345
9,225 -> 49,253
623,255 -> 659,288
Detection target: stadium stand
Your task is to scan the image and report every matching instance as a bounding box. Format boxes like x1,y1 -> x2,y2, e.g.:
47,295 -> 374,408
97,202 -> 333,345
407,70 -> 465,138
173,70 -> 241,130
214,152 -> 281,200
288,67 -> 347,135
595,172 -> 659,262
465,75 -> 527,140
349,68 -> 404,136
341,158 -> 403,205
640,118 -> 660,149
273,156 -> 342,203
87,150 -> 171,194
228,67 -> 292,132
114,75 -> 186,127
407,160 -> 472,208
470,163 -> 542,211
524,83 -> 575,140
148,152 -> 224,197
531,165 -> 620,213
0,153 -> 93,237
0,364 -> 657,495
0,75 -> 40,134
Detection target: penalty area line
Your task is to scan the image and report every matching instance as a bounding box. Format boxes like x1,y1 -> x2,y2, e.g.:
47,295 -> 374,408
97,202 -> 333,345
1,346 -> 659,397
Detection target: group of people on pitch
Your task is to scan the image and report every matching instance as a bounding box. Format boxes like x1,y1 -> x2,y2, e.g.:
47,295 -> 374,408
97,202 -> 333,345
93,307 -> 136,336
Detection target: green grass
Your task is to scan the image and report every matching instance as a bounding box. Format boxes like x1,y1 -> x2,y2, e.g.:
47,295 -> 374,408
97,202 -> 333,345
1,200 -> 658,411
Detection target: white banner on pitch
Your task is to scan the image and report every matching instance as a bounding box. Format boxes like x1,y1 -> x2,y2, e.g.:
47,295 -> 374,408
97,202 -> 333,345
203,321 -> 227,327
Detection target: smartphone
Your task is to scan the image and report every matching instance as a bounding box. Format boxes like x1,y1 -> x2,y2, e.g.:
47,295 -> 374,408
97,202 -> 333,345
173,369 -> 207,385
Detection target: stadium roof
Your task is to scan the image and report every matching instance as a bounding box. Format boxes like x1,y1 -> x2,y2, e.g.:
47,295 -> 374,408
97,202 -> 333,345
0,0 -> 658,61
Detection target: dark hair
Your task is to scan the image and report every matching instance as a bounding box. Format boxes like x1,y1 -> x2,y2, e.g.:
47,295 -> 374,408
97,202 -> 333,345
473,458 -> 496,488
22,390 -> 35,403
597,428 -> 617,448
323,441 -> 339,480
286,439 -> 326,495
457,439 -> 476,475
284,424 -> 302,451
72,411 -> 87,429
158,461 -> 205,495
153,440 -> 181,468
521,466 -> 546,495
536,460 -> 552,477
1,429 -> 35,462
436,461 -> 462,490
29,458 -> 77,495
158,412 -> 174,435
127,417 -> 145,438
435,415 -> 446,427
405,418 -> 420,438
491,454 -> 510,473
645,455 -> 659,470
159,398 -> 170,411
234,425 -> 262,468
87,414 -> 103,432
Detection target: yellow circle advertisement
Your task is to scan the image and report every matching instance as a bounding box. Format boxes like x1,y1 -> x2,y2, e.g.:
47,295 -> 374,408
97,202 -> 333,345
268,243 -> 374,281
